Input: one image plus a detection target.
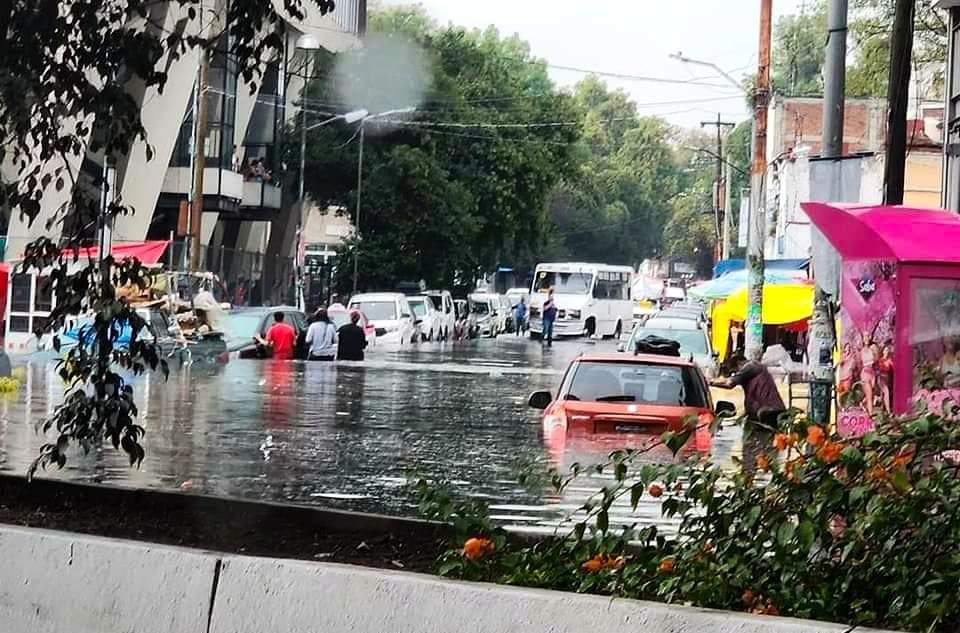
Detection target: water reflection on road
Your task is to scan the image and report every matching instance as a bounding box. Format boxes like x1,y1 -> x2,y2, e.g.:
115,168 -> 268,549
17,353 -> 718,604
0,336 -> 744,535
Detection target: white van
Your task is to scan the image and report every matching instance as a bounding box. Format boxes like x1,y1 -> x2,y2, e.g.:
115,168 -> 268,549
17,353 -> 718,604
407,295 -> 442,341
528,263 -> 633,339
348,292 -> 418,345
423,290 -> 456,341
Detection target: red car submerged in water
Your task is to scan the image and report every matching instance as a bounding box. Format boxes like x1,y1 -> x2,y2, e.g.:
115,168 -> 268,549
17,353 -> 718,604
529,353 -> 734,462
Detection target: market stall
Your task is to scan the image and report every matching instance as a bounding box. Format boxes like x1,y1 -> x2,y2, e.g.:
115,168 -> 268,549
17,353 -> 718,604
802,202 -> 960,430
711,282 -> 815,361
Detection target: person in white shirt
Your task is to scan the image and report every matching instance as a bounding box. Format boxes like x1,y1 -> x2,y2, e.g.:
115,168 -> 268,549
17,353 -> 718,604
305,308 -> 338,361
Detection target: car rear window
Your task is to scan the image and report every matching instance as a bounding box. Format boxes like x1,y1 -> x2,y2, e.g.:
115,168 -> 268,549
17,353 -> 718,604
351,301 -> 396,321
564,361 -> 707,407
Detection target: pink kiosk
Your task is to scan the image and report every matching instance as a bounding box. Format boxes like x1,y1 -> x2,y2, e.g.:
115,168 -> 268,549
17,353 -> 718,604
803,202 -> 960,433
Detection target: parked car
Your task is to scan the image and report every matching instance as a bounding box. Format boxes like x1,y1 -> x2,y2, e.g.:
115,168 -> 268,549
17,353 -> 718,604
528,353 -> 731,451
619,320 -> 718,378
348,292 -> 418,345
328,306 -> 377,350
468,292 -> 510,337
222,306 -> 307,359
408,295 -> 443,341
423,290 -> 457,341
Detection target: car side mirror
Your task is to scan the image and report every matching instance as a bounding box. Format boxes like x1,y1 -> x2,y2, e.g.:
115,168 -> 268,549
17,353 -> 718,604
616,342 -> 625,352
415,318 -> 423,325
528,391 -> 553,410
716,401 -> 737,417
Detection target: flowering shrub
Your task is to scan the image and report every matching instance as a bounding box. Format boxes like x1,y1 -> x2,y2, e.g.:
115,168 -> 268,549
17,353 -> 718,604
415,411 -> 960,632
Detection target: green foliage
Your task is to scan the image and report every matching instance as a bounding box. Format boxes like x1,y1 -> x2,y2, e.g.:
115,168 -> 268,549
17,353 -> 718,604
543,77 -> 680,266
1,1 -> 330,471
417,409 -> 960,632
301,6 -> 579,292
772,0 -> 827,96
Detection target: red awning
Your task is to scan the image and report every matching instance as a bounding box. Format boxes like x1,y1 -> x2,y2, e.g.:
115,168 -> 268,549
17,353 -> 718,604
63,241 -> 170,266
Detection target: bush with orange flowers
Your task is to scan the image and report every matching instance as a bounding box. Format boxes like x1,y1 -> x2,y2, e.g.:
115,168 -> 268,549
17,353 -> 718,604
415,407 -> 960,632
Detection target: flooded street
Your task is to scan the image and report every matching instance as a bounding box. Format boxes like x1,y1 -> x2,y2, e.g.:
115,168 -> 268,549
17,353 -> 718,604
0,337 -> 743,535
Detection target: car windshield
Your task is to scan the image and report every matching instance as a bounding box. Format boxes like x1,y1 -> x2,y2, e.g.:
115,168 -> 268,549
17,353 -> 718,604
470,300 -> 489,315
565,361 -> 706,407
533,271 -> 593,295
409,300 -> 427,317
222,312 -> 267,340
631,328 -> 708,355
351,301 -> 396,321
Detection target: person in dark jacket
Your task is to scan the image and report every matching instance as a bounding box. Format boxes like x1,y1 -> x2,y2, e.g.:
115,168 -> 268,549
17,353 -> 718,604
337,310 -> 368,361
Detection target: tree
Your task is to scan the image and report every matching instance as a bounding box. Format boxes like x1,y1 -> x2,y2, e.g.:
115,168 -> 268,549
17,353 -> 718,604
301,7 -> 579,292
772,0 -> 827,96
0,0 -> 333,474
543,76 -> 680,266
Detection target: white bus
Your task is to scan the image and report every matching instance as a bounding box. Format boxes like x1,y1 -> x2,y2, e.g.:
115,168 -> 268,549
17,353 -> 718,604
528,262 -> 633,339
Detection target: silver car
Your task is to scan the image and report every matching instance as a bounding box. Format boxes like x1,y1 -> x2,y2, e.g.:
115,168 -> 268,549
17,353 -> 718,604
620,321 -> 718,378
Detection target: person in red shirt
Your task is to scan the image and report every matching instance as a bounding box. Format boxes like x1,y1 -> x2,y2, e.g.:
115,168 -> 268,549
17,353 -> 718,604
256,312 -> 297,360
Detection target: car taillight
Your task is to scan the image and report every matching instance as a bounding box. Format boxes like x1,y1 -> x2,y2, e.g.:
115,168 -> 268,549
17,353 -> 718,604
543,405 -> 568,429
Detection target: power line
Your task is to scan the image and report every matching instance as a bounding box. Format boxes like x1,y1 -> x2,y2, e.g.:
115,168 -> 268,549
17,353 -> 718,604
545,63 -> 743,90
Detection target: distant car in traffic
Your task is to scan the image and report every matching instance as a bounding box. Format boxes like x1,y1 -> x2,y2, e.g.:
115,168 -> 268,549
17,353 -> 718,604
407,295 -> 443,341
348,292 -> 418,345
222,306 -> 307,359
423,290 -> 456,341
328,306 -> 377,350
468,292 -> 511,337
528,353 -> 731,450
620,320 -> 718,378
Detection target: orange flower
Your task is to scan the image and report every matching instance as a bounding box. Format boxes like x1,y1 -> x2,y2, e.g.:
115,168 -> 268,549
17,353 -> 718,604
764,602 -> 780,617
658,558 -> 675,574
742,589 -> 756,605
755,454 -> 770,471
605,556 -> 626,571
892,448 -> 915,469
773,433 -> 792,451
806,425 -> 826,447
648,484 -> 664,498
581,555 -> 605,573
867,465 -> 889,482
462,537 -> 494,561
817,441 -> 843,464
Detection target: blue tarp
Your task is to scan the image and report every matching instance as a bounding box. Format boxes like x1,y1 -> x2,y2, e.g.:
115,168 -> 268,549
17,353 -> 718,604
689,268 -> 809,300
712,258 -> 808,279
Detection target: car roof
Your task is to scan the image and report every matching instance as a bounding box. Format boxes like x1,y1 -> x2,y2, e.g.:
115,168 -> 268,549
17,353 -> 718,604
576,352 -> 696,367
350,293 -> 405,301
658,310 -> 700,320
229,305 -> 300,315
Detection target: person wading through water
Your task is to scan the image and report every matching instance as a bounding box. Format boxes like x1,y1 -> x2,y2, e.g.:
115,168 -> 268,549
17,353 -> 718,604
337,310 -> 367,361
710,354 -> 786,479
305,308 -> 337,361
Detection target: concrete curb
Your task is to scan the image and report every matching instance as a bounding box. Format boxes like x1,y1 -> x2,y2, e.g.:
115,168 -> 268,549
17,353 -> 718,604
0,524 -> 900,633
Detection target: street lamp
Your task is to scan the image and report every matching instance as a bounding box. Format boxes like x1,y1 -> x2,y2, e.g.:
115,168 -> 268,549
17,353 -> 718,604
292,36 -> 368,310
669,52 -> 748,95
351,107 -> 416,295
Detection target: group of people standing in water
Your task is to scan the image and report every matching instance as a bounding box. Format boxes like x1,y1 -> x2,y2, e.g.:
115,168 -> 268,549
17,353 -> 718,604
256,308 -> 367,362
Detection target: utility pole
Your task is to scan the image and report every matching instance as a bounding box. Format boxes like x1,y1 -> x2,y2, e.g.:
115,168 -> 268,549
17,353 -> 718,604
745,0 -> 773,362
808,0 -> 849,425
701,114 -> 736,260
352,122 -> 365,295
884,0 -> 916,205
188,49 -> 210,272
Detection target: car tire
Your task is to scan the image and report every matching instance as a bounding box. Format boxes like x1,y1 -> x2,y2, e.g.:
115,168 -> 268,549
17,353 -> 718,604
584,318 -> 596,338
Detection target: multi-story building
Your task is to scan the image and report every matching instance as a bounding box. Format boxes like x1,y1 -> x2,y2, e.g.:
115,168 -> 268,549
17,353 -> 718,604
3,0 -> 365,300
760,95 -> 944,259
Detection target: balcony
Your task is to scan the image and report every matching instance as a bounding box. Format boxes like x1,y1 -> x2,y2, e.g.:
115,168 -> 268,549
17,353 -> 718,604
162,167 -> 243,201
241,180 -> 282,210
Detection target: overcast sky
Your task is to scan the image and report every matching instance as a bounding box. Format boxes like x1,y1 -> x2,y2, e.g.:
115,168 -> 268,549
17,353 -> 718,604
381,0 -> 804,129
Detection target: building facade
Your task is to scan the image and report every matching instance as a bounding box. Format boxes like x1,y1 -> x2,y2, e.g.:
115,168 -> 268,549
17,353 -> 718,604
2,0 -> 365,298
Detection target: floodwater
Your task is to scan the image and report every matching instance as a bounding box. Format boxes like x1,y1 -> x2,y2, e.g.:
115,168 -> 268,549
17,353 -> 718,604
0,336 -> 745,536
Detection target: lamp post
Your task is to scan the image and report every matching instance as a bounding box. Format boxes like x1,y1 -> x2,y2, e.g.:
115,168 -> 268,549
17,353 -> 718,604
350,107 -> 416,295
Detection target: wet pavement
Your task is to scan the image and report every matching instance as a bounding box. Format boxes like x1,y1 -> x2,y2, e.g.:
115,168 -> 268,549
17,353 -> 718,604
0,335 -> 745,536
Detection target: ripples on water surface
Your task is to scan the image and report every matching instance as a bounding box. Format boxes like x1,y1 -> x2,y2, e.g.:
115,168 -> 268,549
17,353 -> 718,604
0,337 -> 744,535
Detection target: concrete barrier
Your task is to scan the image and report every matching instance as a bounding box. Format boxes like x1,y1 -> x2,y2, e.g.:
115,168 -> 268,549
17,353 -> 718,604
210,555 -> 896,633
0,525 -> 215,633
0,525 -> 898,633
